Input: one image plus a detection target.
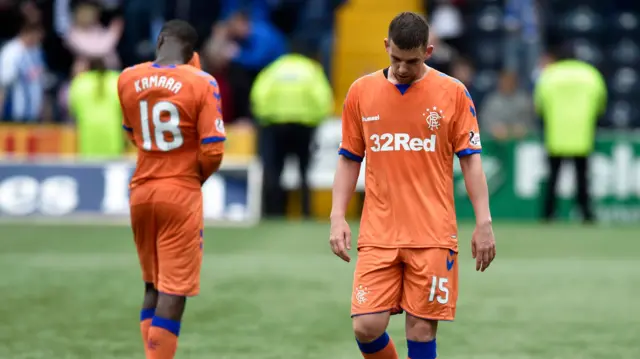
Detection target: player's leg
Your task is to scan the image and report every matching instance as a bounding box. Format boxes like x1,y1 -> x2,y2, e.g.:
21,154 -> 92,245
130,200 -> 159,354
147,194 -> 203,359
401,248 -> 459,359
351,247 -> 403,359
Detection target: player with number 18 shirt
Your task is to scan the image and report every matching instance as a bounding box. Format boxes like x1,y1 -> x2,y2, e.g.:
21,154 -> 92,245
117,20 -> 224,359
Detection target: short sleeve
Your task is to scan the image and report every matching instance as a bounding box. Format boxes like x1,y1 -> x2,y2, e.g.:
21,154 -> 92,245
197,77 -> 225,156
338,83 -> 365,162
452,84 -> 482,157
117,74 -> 134,140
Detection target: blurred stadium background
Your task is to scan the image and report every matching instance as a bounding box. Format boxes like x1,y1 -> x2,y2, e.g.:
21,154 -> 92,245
1,0 -> 639,358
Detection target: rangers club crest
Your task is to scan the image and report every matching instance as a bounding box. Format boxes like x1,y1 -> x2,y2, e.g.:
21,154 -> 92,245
423,106 -> 444,131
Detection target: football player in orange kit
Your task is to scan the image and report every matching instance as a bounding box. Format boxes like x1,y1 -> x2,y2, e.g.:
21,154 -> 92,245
117,20 -> 225,359
329,12 -> 496,359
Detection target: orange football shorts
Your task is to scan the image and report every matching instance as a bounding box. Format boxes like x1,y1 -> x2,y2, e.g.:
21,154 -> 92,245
129,184 -> 204,297
351,247 -> 459,321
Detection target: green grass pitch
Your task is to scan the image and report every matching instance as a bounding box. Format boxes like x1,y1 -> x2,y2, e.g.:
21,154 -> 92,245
1,220 -> 639,359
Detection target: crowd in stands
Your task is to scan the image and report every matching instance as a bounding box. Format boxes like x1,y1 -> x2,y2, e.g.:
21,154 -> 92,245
0,0 -> 344,126
1,0 -> 638,134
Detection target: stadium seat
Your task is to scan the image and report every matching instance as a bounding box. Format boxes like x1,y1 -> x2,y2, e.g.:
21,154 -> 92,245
609,11 -> 640,41
470,36 -> 502,70
567,38 -> 606,69
470,4 -> 503,34
609,67 -> 640,98
604,99 -> 640,128
609,39 -> 640,68
557,6 -> 605,39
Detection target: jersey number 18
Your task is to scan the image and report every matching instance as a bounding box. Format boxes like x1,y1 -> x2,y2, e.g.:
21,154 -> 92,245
139,100 -> 184,151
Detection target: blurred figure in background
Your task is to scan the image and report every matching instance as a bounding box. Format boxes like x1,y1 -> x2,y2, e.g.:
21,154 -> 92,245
64,1 -> 122,75
503,0 -> 542,89
68,57 -> 123,157
480,71 -> 533,140
535,45 -> 607,224
0,21 -> 45,122
211,10 -> 286,123
251,40 -> 333,218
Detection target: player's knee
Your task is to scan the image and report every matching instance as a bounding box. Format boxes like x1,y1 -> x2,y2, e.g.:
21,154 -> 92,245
352,313 -> 390,343
405,314 -> 438,342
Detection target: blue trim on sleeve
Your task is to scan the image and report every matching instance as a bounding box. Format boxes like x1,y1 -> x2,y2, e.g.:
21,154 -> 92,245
357,332 -> 390,354
151,316 -> 181,336
338,148 -> 363,162
122,125 -> 133,132
456,148 -> 482,158
201,136 -> 226,144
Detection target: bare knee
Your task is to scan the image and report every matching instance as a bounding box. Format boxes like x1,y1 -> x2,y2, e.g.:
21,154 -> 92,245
352,312 -> 390,343
405,314 -> 438,342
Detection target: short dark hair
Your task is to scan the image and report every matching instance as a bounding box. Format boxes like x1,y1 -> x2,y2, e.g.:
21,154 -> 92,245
20,21 -> 43,35
159,20 -> 198,59
388,12 -> 430,50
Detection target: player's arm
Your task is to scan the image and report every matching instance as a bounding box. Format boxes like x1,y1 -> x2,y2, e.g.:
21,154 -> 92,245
330,83 -> 365,262
452,85 -> 496,271
117,74 -> 136,146
197,78 -> 225,183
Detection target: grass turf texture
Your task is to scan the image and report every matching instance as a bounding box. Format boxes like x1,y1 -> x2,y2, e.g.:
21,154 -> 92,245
1,221 -> 639,359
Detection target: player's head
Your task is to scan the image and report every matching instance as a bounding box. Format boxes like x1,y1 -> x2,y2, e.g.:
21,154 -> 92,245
156,20 -> 198,64
385,12 -> 433,84
18,22 -> 44,48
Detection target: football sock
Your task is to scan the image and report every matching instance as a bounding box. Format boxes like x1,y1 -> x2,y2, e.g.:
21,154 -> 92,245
147,316 -> 180,359
407,339 -> 437,359
140,308 -> 155,355
357,332 -> 399,359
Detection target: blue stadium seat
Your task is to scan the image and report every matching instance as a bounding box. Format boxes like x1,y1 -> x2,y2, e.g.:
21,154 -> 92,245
608,12 -> 640,41
569,38 -> 606,69
609,39 -> 640,68
609,67 -> 640,98
557,6 -> 605,39
471,4 -> 503,34
470,36 -> 502,70
604,99 -> 640,128
473,69 -> 499,94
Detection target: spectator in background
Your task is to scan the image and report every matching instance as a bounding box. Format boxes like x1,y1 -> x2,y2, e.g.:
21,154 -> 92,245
535,45 -> 607,224
212,10 -> 287,123
250,40 -> 333,218
294,0 -> 346,80
64,1 -> 123,76
67,57 -> 124,157
503,0 -> 543,89
0,22 -> 45,122
480,71 -> 533,140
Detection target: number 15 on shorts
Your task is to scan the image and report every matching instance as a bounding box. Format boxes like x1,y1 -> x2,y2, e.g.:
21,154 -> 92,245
428,276 -> 449,304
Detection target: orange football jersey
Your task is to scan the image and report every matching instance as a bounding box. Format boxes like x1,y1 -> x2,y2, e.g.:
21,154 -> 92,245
340,67 -> 482,251
117,62 -> 225,190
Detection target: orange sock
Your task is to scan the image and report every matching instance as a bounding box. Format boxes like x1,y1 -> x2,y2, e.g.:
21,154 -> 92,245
357,332 -> 399,359
140,309 -> 155,355
146,316 -> 180,359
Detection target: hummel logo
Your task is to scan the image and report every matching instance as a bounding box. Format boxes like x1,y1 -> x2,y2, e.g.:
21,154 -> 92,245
362,115 -> 380,122
446,249 -> 456,271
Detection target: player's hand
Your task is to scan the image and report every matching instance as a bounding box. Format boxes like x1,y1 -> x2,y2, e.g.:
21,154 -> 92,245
329,216 -> 352,262
471,221 -> 496,272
